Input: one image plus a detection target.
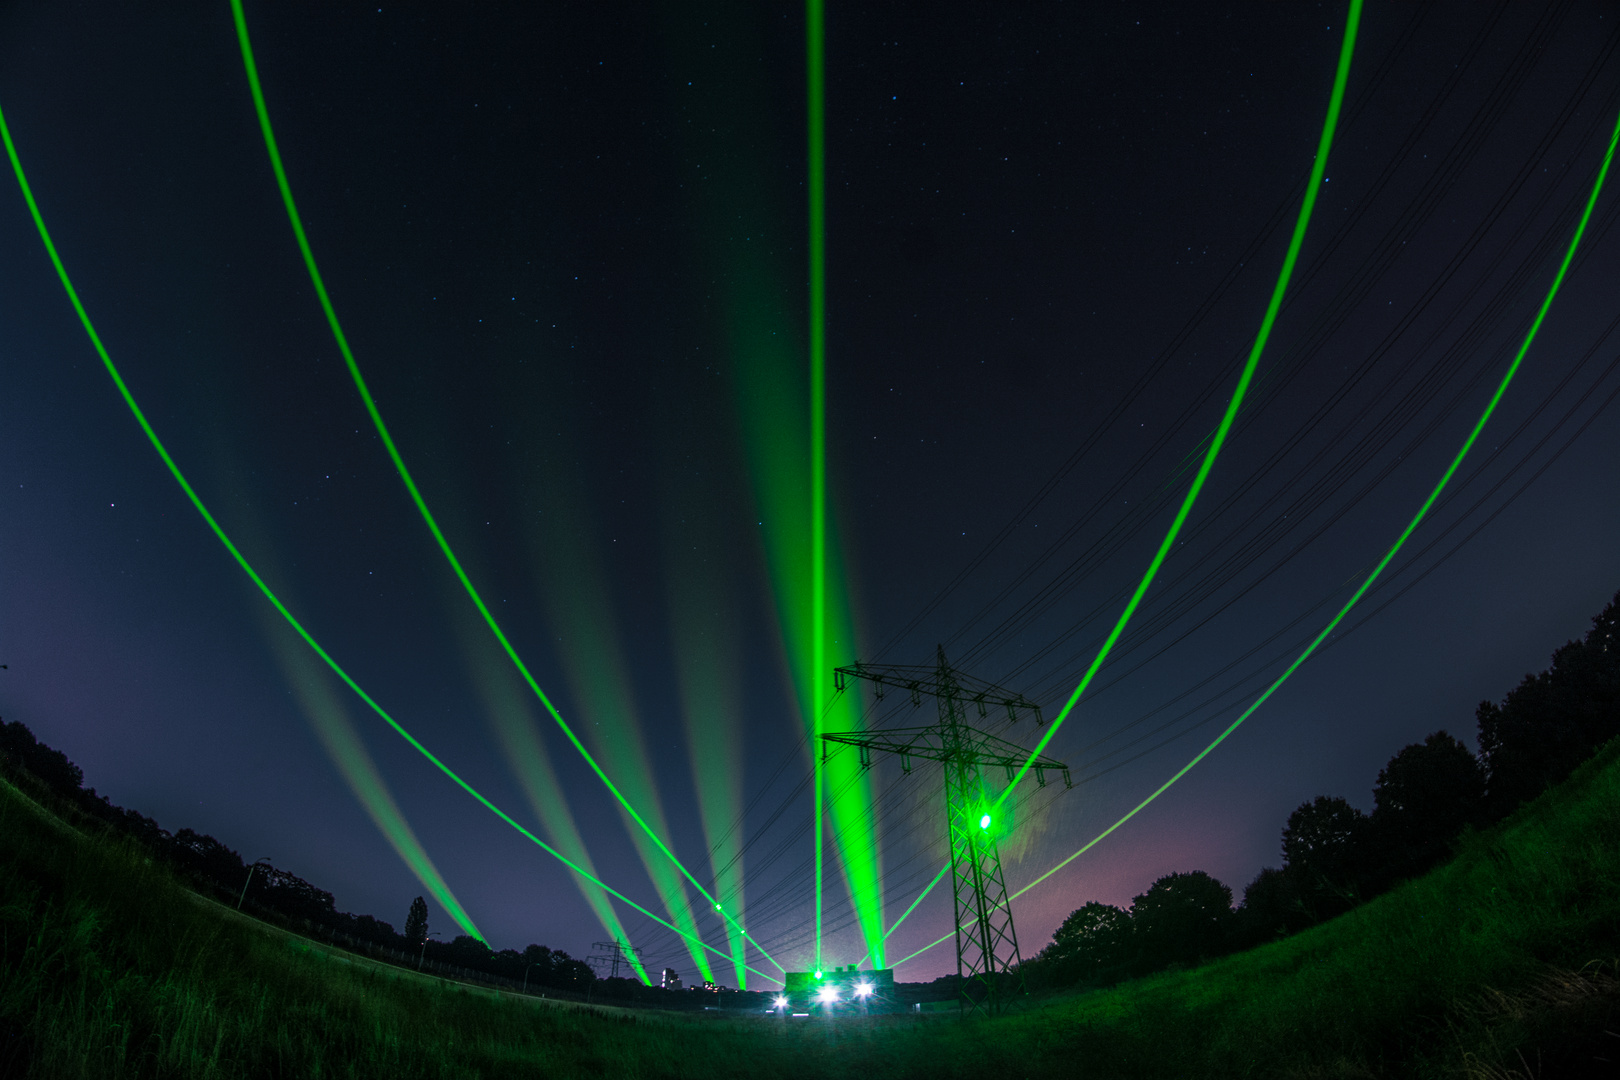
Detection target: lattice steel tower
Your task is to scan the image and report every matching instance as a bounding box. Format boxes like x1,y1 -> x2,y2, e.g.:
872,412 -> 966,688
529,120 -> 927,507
825,647 -> 1069,1017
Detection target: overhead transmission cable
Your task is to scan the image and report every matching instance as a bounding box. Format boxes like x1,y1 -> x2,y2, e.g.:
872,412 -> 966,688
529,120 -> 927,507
887,86 -> 1620,970
875,282 -> 1620,961
953,0 -> 1586,680
0,100 -> 782,986
871,0 -> 1439,664
869,0 -> 1366,940
1015,126 -> 1620,712
987,0 -> 1364,808
224,0 -> 778,971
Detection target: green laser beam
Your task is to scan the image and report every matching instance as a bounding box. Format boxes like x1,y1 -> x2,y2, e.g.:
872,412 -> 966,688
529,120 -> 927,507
0,97 -> 779,988
226,0 -> 777,970
889,88 -> 1620,974
265,614 -> 485,943
874,1 -> 1362,952
456,610 -> 649,982
1004,97 -> 1620,909
806,0 -> 828,974
992,0 -> 1364,813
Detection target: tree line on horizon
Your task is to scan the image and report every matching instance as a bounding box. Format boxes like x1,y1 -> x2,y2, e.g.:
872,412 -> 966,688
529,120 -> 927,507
1023,588 -> 1620,991
0,718 -> 596,992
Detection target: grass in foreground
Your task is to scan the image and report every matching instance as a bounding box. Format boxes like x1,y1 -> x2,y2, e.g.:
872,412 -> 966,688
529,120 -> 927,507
2,738 -> 1618,1078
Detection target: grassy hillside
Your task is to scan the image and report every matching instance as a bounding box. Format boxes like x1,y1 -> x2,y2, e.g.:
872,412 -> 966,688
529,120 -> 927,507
2,736 -> 1618,1078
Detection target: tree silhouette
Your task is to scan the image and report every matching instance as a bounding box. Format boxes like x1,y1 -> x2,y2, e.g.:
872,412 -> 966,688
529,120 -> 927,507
1478,590 -> 1620,816
1037,901 -> 1130,986
404,896 -> 428,947
1369,730 -> 1484,884
1128,871 -> 1234,974
1236,866 -> 1312,943
1281,795 -> 1368,917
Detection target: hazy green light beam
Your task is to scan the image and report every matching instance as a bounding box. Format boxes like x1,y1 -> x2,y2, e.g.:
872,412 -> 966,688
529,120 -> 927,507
992,0 -> 1364,812
227,0 -> 775,967
458,616 -> 649,982
0,99 -> 778,986
266,619 -> 484,942
890,92 -> 1620,973
806,0 -> 828,974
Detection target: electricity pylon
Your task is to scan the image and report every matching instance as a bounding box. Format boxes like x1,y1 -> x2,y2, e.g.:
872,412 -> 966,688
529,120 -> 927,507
588,940 -> 643,980
825,647 -> 1070,1017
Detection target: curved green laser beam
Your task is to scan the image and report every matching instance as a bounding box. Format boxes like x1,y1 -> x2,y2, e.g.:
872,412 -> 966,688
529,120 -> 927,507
1005,99 -> 1620,908
0,99 -> 778,988
991,0 -> 1364,814
806,0 -> 828,974
890,89 -> 1620,974
226,0 -> 777,971
873,2 -> 1362,950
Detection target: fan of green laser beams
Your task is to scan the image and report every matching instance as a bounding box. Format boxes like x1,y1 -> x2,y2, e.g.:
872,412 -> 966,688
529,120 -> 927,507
225,0 -> 777,969
0,99 -> 780,988
662,0 -> 885,971
882,86 -> 1620,971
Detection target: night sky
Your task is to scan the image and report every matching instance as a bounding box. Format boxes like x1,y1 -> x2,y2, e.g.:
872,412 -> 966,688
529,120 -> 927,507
3,1 -> 1619,985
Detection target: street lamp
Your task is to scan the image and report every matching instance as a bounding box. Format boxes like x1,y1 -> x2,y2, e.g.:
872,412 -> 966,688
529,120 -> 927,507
417,931 -> 440,970
237,857 -> 272,910
523,962 -> 543,994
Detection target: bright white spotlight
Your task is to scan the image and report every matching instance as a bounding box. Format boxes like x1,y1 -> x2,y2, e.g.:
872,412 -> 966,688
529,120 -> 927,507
816,986 -> 839,1004
979,813 -> 992,829
855,982 -> 873,998
774,996 -> 788,1008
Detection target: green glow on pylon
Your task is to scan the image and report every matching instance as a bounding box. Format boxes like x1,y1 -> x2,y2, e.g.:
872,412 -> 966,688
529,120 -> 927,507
0,98 -> 777,986
225,0 -> 770,964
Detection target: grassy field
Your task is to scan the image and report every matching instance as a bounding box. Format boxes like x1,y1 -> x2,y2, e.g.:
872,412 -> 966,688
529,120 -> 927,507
2,738 -> 1617,1078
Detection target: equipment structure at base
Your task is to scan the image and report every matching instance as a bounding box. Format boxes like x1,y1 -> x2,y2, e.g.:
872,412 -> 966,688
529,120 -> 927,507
825,647 -> 1070,1017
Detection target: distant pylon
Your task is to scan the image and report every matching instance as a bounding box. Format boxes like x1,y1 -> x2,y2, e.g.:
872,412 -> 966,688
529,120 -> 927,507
587,939 -> 643,980
825,646 -> 1070,1017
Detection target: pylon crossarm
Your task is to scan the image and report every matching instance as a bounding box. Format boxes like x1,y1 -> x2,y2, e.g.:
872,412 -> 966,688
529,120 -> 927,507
820,727 -> 1068,775
833,661 -> 1044,723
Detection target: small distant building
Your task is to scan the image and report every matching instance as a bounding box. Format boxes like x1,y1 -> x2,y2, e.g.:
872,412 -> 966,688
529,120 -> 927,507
661,967 -> 682,991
